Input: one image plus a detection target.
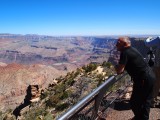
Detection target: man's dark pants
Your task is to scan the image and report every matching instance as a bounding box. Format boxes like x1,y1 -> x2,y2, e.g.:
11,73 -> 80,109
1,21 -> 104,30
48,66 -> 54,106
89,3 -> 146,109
130,69 -> 155,120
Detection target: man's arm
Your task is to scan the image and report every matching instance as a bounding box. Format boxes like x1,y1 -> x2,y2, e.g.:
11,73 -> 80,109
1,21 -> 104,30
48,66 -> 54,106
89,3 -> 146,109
115,64 -> 125,74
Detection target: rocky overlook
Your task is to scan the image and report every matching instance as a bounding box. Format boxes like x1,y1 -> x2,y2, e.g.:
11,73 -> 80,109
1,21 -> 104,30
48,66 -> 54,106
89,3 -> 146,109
0,34 -> 151,119
0,34 -> 117,112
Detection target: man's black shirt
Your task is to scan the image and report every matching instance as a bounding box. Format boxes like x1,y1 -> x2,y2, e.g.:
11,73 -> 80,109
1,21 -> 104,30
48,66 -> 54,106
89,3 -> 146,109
119,47 -> 148,78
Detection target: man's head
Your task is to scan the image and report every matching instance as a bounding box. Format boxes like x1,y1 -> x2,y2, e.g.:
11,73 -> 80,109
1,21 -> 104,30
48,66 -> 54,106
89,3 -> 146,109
116,37 -> 131,51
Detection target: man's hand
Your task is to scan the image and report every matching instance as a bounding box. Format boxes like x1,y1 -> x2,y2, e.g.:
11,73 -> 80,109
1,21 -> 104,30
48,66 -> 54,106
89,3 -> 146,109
114,64 -> 125,74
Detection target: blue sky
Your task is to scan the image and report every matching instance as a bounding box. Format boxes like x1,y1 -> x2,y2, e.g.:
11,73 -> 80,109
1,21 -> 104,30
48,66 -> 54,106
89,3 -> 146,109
0,0 -> 160,36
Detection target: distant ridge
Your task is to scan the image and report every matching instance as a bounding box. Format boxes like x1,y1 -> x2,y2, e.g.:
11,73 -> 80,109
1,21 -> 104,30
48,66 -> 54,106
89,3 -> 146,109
0,33 -> 159,38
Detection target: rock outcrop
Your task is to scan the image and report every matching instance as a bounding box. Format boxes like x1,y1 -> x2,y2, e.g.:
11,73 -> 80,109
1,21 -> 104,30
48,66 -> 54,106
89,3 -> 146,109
0,63 -> 66,112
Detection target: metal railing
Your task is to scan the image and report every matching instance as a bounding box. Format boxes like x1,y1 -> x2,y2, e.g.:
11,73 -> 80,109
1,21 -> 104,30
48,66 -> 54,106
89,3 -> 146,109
57,73 -> 130,120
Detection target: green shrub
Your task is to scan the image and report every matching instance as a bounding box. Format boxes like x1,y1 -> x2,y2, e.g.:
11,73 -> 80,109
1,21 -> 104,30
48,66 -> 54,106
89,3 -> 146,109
102,61 -> 112,68
66,79 -> 75,86
43,112 -> 53,120
82,63 -> 98,73
54,83 -> 66,93
59,91 -> 69,100
46,94 -> 60,107
55,103 -> 70,111
40,91 -> 49,100
23,107 -> 47,120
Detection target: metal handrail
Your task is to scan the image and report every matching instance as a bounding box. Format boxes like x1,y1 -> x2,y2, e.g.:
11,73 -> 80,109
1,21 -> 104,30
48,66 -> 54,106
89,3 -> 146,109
57,73 -> 128,120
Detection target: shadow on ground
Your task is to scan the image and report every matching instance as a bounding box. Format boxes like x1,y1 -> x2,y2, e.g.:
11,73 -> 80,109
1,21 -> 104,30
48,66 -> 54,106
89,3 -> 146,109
13,85 -> 32,118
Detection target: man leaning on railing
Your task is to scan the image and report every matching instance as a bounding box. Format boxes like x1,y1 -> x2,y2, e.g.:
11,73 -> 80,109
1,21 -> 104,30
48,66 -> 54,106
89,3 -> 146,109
114,37 -> 155,120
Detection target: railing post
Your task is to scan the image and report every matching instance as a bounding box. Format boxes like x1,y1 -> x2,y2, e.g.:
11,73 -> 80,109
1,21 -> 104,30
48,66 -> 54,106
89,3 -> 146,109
91,75 -> 117,119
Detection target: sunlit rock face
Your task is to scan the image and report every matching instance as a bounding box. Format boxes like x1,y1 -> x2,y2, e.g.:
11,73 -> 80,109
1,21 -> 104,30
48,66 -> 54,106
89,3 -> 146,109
0,63 -> 66,111
0,34 -> 117,66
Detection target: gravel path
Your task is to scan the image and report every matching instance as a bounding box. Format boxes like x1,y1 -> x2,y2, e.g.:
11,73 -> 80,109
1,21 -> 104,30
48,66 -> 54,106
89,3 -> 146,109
99,100 -> 160,120
105,107 -> 160,120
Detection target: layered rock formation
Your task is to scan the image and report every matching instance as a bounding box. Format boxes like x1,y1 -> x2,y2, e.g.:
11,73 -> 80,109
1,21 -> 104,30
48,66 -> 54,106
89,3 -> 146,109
0,63 -> 66,111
